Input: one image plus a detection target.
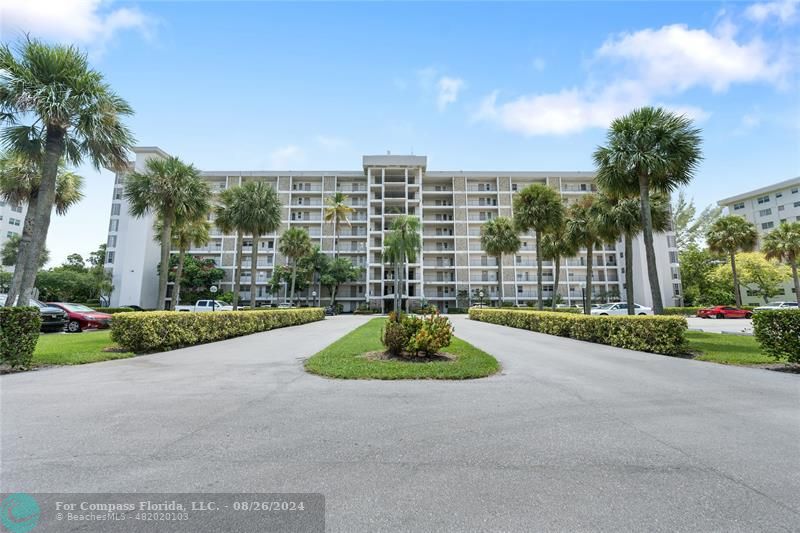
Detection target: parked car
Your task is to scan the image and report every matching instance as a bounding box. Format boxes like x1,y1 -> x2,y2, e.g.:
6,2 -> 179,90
277,303 -> 294,309
753,301 -> 799,312
590,302 -> 653,316
696,305 -> 752,319
174,300 -> 233,312
0,294 -> 67,332
47,303 -> 113,332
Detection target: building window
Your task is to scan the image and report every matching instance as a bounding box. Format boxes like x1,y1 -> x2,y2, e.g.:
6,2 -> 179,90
792,188 -> 799,194
778,205 -> 785,211
759,208 -> 772,216
794,201 -> 800,208
106,251 -> 115,264
107,235 -> 117,247
762,222 -> 774,230
6,231 -> 16,238
667,235 -> 677,247
733,202 -> 744,210
114,189 -> 122,200
8,217 -> 20,226
511,183 -> 518,191
109,219 -> 119,232
776,192 -> 783,198
11,204 -> 22,213
111,203 -> 121,216
673,283 -> 681,296
669,251 -> 678,263
757,195 -> 770,204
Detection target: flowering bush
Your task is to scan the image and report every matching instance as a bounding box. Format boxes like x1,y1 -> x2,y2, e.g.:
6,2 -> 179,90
381,311 -> 454,357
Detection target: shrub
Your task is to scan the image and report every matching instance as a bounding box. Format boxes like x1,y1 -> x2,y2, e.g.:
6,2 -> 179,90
0,307 -> 41,369
469,308 -> 687,356
753,310 -> 800,363
95,307 -> 136,314
446,307 -> 468,314
407,313 -> 454,356
110,308 -> 324,352
381,313 -> 412,356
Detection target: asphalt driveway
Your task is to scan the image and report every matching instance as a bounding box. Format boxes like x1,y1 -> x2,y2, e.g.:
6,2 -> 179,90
2,315 -> 798,532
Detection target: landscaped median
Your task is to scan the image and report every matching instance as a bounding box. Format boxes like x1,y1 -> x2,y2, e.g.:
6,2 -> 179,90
111,308 -> 325,352
469,308 -> 687,355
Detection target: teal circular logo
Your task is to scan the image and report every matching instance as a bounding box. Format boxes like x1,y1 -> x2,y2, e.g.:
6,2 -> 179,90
0,493 -> 40,533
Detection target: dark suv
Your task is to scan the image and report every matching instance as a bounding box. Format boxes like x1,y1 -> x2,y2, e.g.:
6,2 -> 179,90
0,295 -> 67,332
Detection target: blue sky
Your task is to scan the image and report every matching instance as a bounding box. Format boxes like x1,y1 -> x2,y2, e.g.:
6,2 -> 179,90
2,0 -> 798,265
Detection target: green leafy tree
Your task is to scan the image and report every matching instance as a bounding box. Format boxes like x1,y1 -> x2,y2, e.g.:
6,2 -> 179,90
480,216 -> 520,304
62,253 -> 86,272
235,181 -> 282,306
678,245 -> 731,306
706,215 -> 758,307
167,255 -> 225,304
565,195 -> 607,314
124,156 -> 210,310
0,271 -> 10,293
0,38 -> 134,306
594,107 -> 703,314
320,257 -> 362,307
539,221 -> 578,311
1,234 -> 49,269
35,268 -> 99,302
710,252 -> 791,304
762,222 -> 800,305
87,243 -> 112,305
383,215 -> 421,313
324,191 -> 355,259
513,184 -> 565,310
671,190 -> 722,251
279,227 -> 312,304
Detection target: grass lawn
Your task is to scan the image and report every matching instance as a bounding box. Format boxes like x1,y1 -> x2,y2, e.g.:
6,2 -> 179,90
34,330 -> 133,366
305,317 -> 500,379
686,331 -> 778,365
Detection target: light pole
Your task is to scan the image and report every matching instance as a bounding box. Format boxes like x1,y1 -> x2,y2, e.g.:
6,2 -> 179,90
477,289 -> 485,308
312,291 -> 317,308
210,285 -> 218,312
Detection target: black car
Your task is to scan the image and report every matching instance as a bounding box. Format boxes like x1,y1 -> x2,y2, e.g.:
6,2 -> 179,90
0,295 -> 67,332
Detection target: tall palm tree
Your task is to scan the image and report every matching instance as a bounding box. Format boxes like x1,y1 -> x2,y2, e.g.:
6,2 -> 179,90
593,107 -> 702,314
0,38 -> 134,306
235,181 -> 282,307
706,215 -> 758,307
383,215 -> 421,313
156,215 -> 211,307
0,153 -> 83,306
480,216 -> 520,305
595,193 -> 671,314
279,227 -> 312,304
215,186 -> 246,310
324,192 -> 355,258
124,157 -> 210,310
565,195 -> 607,314
513,183 -> 565,310
539,221 -> 578,311
762,222 -> 800,305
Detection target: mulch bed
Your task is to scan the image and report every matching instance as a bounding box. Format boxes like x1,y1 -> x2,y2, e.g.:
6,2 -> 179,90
362,350 -> 456,363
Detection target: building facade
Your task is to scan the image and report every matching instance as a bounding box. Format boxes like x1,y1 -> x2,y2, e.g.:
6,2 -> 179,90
0,197 -> 27,274
718,176 -> 800,305
105,147 -> 682,312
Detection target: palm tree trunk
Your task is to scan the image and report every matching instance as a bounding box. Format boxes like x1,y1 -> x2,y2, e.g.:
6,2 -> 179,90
625,233 -> 635,315
5,195 -> 38,307
157,214 -> 173,311
536,230 -> 543,310
174,248 -> 186,306
394,263 -> 400,313
290,259 -> 297,303
585,243 -> 594,315
232,230 -> 243,310
551,255 -> 561,311
792,261 -> 800,305
731,252 -> 742,307
333,217 -> 338,260
497,255 -> 503,305
17,127 -> 64,307
638,175 -> 664,314
250,235 -> 259,307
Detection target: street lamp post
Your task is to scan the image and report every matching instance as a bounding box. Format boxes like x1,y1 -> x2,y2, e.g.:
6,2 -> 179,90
210,285 -> 218,312
312,291 -> 317,308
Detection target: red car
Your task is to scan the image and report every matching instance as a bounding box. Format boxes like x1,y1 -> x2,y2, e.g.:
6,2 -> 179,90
47,303 -> 113,333
696,306 -> 753,319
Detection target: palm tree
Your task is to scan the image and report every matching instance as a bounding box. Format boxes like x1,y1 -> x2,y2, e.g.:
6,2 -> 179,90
513,184 -> 565,310
124,157 -> 210,310
0,38 -> 134,306
324,192 -> 355,258
593,107 -> 702,314
539,221 -> 578,311
480,216 -> 520,305
706,215 -> 758,307
595,193 -> 671,314
235,181 -> 282,307
156,215 -> 211,306
383,215 -> 421,313
215,186 -> 246,310
762,222 -> 800,305
0,153 -> 83,306
565,195 -> 607,314
279,227 -> 312,304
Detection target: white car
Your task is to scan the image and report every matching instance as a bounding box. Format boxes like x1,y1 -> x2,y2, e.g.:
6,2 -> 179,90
753,301 -> 799,312
174,300 -> 233,312
590,302 -> 653,316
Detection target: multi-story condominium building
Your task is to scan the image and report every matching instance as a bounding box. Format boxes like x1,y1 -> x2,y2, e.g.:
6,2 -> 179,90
718,176 -> 800,305
105,147 -> 681,312
0,198 -> 27,274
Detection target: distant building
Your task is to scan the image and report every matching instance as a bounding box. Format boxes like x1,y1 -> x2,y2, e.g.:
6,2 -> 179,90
104,147 -> 681,311
0,198 -> 27,274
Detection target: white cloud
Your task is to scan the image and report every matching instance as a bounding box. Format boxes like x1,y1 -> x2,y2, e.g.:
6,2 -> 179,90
745,0 -> 799,23
269,145 -> 303,168
436,76 -> 465,111
0,0 -> 154,49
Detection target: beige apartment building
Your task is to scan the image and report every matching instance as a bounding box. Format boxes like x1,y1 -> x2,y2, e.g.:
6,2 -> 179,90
105,148 -> 681,312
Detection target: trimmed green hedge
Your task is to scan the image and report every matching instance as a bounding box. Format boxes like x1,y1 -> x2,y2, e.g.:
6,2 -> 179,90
664,306 -> 754,316
110,308 -> 325,353
469,308 -> 687,355
95,307 -> 137,314
0,307 -> 41,369
753,310 -> 800,364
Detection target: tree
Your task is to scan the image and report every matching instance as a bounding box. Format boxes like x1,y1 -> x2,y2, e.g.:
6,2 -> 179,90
279,227 -> 312,304
706,215 -> 758,307
235,181 -> 282,306
87,243 -> 112,305
678,245 -> 731,306
215,187 -> 246,309
1,234 -> 49,269
480,216 -> 520,304
167,255 -> 224,304
157,216 -> 211,306
762,222 -> 800,305
0,271 -> 10,293
35,268 -> 98,302
62,253 -> 86,272
0,38 -> 134,306
709,252 -> 790,304
320,257 -> 362,307
594,107 -> 703,314
124,156 -> 210,310
539,221 -> 578,311
513,184 -> 565,310
324,192 -> 354,259
595,193 -> 671,314
0,152 -> 83,305
671,190 -> 722,251
383,215 -> 421,313
298,246 -> 330,305
565,195 -> 606,314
